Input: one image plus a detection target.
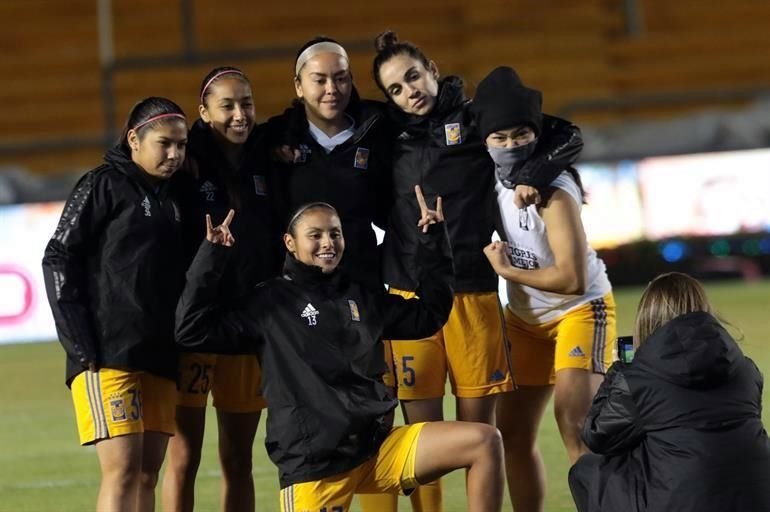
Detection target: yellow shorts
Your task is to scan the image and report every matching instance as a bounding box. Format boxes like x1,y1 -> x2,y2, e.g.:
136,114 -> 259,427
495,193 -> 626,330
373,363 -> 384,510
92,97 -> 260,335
279,422 -> 426,512
387,289 -> 513,400
176,353 -> 266,413
506,293 -> 617,386
70,368 -> 176,445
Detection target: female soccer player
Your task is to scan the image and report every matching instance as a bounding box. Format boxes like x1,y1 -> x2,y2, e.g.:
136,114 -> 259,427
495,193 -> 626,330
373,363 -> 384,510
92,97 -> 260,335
364,31 -> 582,511
162,66 -> 280,512
266,36 -> 392,290
175,189 -> 506,512
42,97 -> 188,512
473,66 -> 616,512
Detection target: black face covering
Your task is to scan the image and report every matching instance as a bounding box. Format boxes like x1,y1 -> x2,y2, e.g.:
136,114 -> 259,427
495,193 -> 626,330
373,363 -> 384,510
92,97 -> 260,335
487,141 -> 537,189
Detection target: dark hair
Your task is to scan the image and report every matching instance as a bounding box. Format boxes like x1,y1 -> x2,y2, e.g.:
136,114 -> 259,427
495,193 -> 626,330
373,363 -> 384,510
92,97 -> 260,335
286,202 -> 338,236
199,66 -> 251,107
119,97 -> 186,147
372,31 -> 431,94
294,36 -> 342,78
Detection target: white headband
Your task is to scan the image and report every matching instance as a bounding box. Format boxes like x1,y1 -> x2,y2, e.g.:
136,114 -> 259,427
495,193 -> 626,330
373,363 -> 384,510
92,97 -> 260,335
294,42 -> 349,76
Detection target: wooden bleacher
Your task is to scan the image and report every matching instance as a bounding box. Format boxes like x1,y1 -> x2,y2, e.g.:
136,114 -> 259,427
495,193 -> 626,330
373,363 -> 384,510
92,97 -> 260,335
2,0 -> 769,174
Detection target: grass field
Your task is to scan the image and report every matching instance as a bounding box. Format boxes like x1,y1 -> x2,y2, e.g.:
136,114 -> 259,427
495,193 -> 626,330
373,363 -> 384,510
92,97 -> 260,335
1,279 -> 768,512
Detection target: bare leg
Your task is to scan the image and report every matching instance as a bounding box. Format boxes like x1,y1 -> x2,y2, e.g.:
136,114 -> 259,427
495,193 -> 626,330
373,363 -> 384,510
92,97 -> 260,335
138,431 -> 170,512
413,421 -> 505,512
496,386 -> 553,512
217,410 -> 261,512
553,369 -> 603,464
162,406 -> 206,512
95,434 -> 143,512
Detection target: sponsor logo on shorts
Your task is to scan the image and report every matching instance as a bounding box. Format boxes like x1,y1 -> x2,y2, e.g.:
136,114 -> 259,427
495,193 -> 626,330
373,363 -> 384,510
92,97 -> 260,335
300,303 -> 319,326
353,147 -> 370,170
348,299 -> 360,322
568,346 -> 586,357
444,122 -> 462,146
110,395 -> 127,422
489,369 -> 506,382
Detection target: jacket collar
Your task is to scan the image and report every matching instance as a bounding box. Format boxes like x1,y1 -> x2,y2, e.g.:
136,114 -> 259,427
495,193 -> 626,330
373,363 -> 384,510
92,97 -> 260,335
282,252 -> 345,290
104,143 -> 170,198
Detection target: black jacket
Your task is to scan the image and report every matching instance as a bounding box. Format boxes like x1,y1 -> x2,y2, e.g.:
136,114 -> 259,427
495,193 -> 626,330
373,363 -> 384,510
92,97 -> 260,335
175,224 -> 453,488
267,96 -> 392,290
573,312 -> 770,512
382,76 -> 581,292
42,145 -> 187,385
180,119 -> 281,298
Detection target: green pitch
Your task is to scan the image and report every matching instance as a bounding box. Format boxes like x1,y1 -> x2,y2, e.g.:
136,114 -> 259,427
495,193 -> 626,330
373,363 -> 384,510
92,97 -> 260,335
1,279 -> 768,511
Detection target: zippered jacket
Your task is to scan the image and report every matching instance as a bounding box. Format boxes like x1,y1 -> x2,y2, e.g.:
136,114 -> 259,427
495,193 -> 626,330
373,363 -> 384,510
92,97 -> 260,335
382,76 -> 581,292
43,144 -> 187,385
266,95 -> 392,290
175,223 -> 454,487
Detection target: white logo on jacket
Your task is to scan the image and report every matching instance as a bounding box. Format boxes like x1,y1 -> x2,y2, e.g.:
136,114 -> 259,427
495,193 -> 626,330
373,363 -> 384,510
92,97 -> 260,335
301,303 -> 319,326
141,196 -> 151,217
200,180 -> 217,201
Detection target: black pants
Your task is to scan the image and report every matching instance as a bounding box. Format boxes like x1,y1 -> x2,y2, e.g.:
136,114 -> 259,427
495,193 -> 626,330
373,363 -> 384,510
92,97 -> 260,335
568,453 -> 602,512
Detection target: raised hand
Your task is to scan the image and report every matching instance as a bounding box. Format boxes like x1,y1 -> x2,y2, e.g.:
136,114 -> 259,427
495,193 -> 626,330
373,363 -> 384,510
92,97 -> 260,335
513,184 -> 541,209
206,209 -> 236,247
415,185 -> 444,233
483,240 -> 512,274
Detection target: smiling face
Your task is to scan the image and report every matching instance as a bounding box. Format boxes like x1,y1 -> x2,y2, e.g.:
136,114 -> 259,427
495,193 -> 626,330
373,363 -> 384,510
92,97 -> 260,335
199,76 -> 255,145
284,207 -> 345,273
294,52 -> 353,130
377,53 -> 439,116
128,119 -> 188,180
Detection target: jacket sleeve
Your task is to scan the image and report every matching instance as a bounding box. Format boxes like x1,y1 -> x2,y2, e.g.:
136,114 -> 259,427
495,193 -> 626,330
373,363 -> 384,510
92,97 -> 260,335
381,222 -> 454,340
41,171 -> 108,367
175,240 -> 263,353
582,362 -> 646,456
514,115 -> 583,190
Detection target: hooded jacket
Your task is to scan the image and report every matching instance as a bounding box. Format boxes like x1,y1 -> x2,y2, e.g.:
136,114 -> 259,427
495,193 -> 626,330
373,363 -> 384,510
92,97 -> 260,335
175,223 -> 454,488
382,76 -> 582,292
42,144 -> 187,385
266,93 -> 393,290
180,119 -> 281,298
574,312 -> 770,512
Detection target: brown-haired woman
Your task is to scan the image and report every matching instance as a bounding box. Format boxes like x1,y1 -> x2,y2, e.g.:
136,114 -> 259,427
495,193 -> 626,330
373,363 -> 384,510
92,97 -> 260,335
570,272 -> 770,512
43,97 -> 189,512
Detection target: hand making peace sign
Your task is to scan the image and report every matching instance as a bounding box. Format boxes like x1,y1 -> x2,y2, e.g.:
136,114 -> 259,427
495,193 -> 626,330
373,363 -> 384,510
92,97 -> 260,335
206,209 -> 236,247
415,185 -> 444,233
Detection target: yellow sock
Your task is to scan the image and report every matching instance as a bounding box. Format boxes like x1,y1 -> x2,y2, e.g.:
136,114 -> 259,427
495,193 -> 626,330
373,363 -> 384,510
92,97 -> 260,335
358,492 -> 398,511
411,478 -> 443,512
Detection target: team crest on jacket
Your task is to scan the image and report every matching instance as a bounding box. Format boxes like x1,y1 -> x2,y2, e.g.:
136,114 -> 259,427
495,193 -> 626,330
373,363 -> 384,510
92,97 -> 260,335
348,299 -> 361,322
252,175 -> 267,196
296,144 -> 312,163
444,123 -> 462,146
353,147 -> 370,170
301,303 -> 319,326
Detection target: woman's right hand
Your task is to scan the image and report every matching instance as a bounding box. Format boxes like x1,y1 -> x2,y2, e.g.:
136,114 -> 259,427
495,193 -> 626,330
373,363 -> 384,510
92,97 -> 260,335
513,184 -> 541,208
483,240 -> 512,275
206,209 -> 236,247
415,185 -> 444,233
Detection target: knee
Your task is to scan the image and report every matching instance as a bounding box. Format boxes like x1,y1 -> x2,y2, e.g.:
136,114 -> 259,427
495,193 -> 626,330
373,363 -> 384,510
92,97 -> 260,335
474,424 -> 504,459
220,450 -> 253,479
554,405 -> 586,439
167,440 -> 202,474
497,420 -> 538,453
140,470 -> 160,490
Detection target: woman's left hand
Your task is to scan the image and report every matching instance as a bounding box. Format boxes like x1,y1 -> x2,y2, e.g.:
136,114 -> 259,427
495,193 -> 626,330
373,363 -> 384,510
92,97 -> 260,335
483,240 -> 512,274
415,185 -> 444,233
